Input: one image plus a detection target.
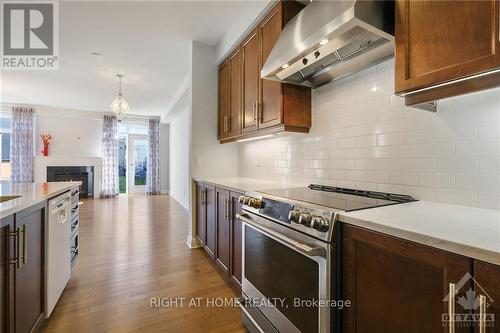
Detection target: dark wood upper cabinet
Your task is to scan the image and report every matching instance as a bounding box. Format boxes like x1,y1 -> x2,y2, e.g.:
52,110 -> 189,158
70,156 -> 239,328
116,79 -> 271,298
259,3 -> 283,130
218,60 -> 230,140
229,191 -> 243,290
218,0 -> 310,143
343,224 -> 471,333
242,28 -> 260,134
215,187 -> 230,276
228,48 -> 243,138
395,0 -> 500,105
204,184 -> 215,260
473,260 -> 500,333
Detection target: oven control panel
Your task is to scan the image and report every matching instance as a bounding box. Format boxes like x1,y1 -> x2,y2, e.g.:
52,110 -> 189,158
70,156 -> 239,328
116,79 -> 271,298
239,195 -> 334,235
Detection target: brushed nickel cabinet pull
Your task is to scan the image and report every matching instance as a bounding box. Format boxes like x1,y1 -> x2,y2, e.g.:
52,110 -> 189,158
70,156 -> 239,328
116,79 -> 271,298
253,101 -> 257,122
228,200 -> 233,222
448,283 -> 456,333
479,294 -> 487,333
9,227 -> 20,266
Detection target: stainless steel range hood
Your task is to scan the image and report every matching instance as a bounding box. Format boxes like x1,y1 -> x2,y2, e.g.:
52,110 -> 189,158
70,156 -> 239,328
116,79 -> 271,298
261,0 -> 395,88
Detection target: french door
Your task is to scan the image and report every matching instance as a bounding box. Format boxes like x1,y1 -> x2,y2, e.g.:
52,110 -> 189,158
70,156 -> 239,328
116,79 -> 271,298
128,135 -> 148,193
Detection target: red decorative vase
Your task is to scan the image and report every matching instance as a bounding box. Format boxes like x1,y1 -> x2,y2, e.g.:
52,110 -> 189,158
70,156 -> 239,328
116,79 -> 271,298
42,144 -> 49,156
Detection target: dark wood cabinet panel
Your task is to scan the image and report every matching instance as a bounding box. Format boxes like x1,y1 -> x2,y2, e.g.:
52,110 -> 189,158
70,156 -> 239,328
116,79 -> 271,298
229,48 -> 242,138
218,60 -> 230,140
195,183 -> 206,247
0,216 -> 14,333
215,188 -> 230,276
229,191 -> 243,289
343,224 -> 471,333
395,0 -> 500,104
204,184 -> 216,260
242,28 -> 260,134
15,204 -> 45,333
259,3 -> 283,130
473,260 -> 500,333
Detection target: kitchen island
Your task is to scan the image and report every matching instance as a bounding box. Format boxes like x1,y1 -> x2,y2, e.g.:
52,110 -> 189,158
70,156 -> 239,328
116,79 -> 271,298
0,181 -> 80,333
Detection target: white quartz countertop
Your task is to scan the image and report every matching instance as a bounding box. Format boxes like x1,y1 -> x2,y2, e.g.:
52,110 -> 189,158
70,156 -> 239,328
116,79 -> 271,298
339,201 -> 500,266
194,177 -> 287,193
0,182 -> 81,219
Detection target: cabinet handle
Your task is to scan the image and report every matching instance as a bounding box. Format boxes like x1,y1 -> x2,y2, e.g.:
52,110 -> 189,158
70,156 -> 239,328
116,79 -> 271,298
224,199 -> 228,221
258,102 -> 263,122
448,283 -> 456,333
203,188 -> 207,206
223,115 -> 228,133
9,227 -> 20,266
21,224 -> 27,266
253,101 -> 257,122
479,294 -> 487,333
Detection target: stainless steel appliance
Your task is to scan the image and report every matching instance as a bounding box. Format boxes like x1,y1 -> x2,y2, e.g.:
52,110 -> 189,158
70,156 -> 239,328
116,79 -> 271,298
261,0 -> 394,88
238,184 -> 415,333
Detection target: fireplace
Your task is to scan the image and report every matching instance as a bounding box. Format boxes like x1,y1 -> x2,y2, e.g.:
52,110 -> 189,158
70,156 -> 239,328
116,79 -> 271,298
47,166 -> 94,198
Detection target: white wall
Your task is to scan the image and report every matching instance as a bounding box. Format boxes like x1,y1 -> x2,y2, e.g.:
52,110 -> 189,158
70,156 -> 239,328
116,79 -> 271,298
35,112 -> 102,157
169,107 -> 190,209
238,58 -> 500,210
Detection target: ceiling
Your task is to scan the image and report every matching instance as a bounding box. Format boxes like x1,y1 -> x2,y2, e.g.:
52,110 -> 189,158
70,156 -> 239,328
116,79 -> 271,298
0,1 -> 251,116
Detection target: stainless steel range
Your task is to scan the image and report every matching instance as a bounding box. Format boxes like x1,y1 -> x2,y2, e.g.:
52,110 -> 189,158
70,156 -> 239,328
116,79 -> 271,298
237,184 -> 415,333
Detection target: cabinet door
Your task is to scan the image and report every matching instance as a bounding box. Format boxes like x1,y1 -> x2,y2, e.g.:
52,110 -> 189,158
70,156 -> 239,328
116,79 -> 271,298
395,0 -> 500,94
215,187 -> 230,275
195,183 -> 206,247
259,3 -> 283,129
15,204 -> 45,333
473,260 -> 500,333
0,216 -> 14,333
242,28 -> 260,134
204,184 -> 215,259
228,48 -> 242,138
218,60 -> 230,140
229,191 -> 243,289
343,224 -> 471,333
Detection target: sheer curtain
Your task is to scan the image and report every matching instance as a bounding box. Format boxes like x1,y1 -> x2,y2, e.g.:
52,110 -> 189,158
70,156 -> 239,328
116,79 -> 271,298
101,115 -> 119,197
10,107 -> 34,183
147,119 -> 161,195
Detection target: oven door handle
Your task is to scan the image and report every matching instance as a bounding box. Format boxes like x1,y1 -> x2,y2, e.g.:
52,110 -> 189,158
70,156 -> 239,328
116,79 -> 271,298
237,213 -> 325,257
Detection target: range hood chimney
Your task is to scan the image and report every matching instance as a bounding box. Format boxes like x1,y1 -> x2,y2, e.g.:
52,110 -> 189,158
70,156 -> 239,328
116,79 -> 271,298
261,0 -> 395,88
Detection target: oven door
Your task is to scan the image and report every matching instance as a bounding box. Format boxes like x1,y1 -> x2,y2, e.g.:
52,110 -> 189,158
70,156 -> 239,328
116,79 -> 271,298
238,211 -> 332,333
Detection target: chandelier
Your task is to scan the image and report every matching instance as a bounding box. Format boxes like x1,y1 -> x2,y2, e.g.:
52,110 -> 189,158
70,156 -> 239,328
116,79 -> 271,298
110,74 -> 129,117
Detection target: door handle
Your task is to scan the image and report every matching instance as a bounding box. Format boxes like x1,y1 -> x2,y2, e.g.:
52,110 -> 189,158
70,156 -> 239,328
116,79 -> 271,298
479,294 -> 487,333
448,283 -> 456,333
237,213 -> 325,257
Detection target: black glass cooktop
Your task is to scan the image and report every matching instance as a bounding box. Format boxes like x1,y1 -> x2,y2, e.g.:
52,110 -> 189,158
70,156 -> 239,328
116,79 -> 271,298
259,184 -> 416,212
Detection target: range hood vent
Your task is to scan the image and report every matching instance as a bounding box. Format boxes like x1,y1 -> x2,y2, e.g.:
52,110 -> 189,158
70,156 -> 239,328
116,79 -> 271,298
261,0 -> 395,88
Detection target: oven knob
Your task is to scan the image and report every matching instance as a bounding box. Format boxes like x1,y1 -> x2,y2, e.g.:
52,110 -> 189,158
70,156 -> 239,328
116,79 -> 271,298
238,196 -> 245,204
249,198 -> 262,209
318,218 -> 330,232
310,216 -> 323,230
288,210 -> 300,223
298,213 -> 312,226
243,197 -> 252,205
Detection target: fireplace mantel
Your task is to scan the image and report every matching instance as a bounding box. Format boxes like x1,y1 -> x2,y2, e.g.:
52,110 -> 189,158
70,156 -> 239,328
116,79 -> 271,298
34,156 -> 102,198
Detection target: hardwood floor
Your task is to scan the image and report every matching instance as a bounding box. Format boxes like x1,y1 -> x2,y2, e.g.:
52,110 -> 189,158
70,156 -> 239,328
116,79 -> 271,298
43,194 -> 247,333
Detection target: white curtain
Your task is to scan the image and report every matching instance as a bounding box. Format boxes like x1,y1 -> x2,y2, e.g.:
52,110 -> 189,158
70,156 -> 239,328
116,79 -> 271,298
147,119 -> 161,195
101,115 -> 119,197
10,107 -> 34,183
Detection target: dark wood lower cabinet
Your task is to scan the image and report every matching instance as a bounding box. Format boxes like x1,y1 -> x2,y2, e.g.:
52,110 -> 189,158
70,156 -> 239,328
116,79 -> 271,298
195,182 -> 244,292
229,191 -> 243,288
15,204 -> 45,333
473,260 -> 500,333
204,184 -> 215,259
0,203 -> 45,333
342,223 -> 471,333
215,188 -> 230,275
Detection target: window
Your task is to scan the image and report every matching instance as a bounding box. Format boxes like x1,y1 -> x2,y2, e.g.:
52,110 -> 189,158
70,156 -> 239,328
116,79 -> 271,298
0,117 -> 11,179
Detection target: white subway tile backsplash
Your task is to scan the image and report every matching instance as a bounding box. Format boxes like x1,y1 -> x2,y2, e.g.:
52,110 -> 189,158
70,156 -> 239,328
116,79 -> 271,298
238,59 -> 500,210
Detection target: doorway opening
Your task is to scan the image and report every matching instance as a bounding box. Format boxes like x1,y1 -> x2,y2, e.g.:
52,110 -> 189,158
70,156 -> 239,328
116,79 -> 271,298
118,123 -> 148,194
